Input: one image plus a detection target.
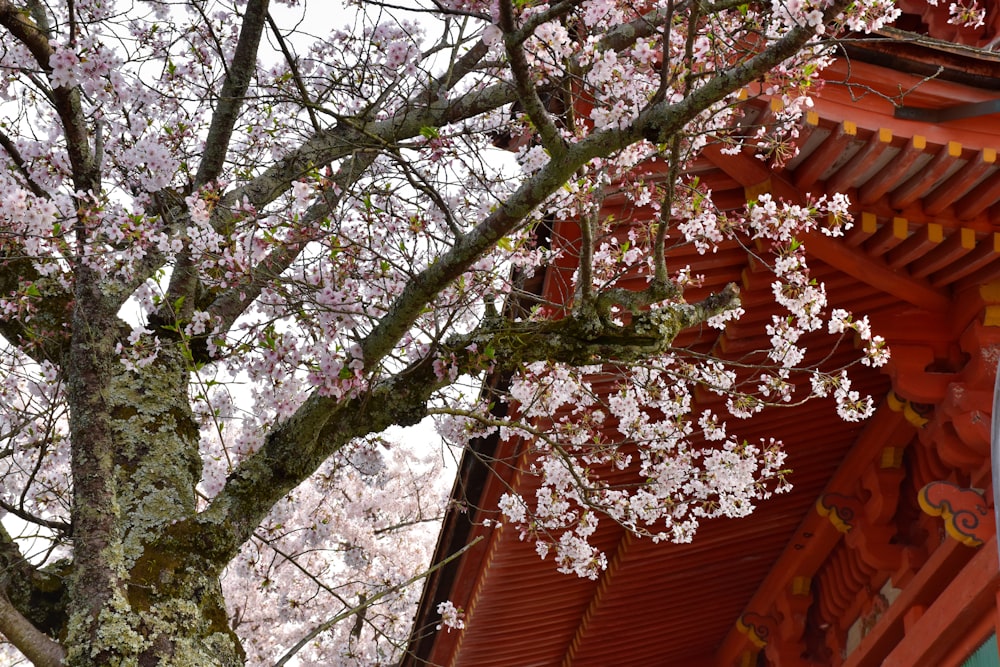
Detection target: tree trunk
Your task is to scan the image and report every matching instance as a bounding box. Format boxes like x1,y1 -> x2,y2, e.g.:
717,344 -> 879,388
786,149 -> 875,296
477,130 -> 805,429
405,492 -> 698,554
62,267 -> 244,665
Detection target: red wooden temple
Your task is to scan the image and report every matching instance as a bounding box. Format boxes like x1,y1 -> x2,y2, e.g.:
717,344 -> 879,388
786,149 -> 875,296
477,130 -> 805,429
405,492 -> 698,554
406,4 -> 1000,665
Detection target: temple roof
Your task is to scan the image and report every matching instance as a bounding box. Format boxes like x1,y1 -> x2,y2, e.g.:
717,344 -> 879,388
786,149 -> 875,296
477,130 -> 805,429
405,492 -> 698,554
405,28 -> 1000,667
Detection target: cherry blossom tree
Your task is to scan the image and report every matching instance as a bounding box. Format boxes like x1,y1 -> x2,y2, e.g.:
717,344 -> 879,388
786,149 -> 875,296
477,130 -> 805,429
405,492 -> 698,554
0,0 -> 906,664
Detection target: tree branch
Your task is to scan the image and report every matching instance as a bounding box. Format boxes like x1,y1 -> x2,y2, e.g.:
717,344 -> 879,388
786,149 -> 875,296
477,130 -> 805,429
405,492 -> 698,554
176,352 -> 444,565
460,282 -> 741,367
194,0 -> 271,188
0,0 -> 97,192
499,0 -> 567,157
214,40 -> 503,231
205,149 -> 378,337
0,523 -> 67,655
0,127 -> 48,199
358,2 -> 841,373
0,592 -> 65,667
186,273 -> 737,568
266,11 -> 321,133
179,0 -> 843,569
273,535 -> 484,667
0,248 -> 71,364
637,2 -> 846,145
0,498 -> 70,534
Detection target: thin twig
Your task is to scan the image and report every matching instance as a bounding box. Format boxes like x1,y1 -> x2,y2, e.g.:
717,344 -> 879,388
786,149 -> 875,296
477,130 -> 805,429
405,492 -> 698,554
272,535 -> 485,667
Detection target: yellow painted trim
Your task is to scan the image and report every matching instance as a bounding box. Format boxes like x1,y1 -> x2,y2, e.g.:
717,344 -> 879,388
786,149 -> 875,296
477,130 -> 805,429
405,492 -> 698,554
928,223 -> 943,244
745,180 -> 772,201
979,282 -> 1000,301
903,402 -> 930,428
791,576 -> 811,596
984,305 -> 1000,327
736,618 -> 768,649
816,497 -> 853,533
893,217 -> 908,239
862,211 -> 878,234
880,447 -> 904,469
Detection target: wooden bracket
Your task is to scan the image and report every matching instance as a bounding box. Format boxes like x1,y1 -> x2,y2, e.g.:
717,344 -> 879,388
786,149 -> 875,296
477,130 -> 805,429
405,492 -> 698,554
737,612 -> 776,648
918,480 -> 992,547
817,493 -> 864,533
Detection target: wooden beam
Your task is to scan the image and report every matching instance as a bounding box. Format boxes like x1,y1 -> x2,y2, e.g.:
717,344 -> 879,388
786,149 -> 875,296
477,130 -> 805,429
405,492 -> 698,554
909,227 -> 977,279
865,216 -> 909,257
795,121 -> 858,190
956,168 -> 1000,220
840,538 -> 980,667
801,229 -> 951,312
886,223 -> 943,269
845,212 -> 879,247
828,128 -> 894,194
700,142 -> 773,188
923,147 -> 997,215
890,141 -> 963,209
930,232 -> 1000,287
881,538 -> 998,667
859,136 -> 927,205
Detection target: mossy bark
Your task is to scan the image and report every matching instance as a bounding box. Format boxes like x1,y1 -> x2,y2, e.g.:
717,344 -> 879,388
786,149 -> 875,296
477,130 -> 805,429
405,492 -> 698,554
62,267 -> 244,666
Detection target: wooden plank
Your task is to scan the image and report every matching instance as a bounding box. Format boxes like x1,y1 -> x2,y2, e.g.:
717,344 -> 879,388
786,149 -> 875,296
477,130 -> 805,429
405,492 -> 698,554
802,229 -> 950,312
909,227 -> 977,278
887,223 -> 943,269
956,168 -> 1000,220
890,141 -> 963,209
794,121 -> 858,189
827,128 -> 894,193
923,147 -> 996,215
859,136 -> 927,205
930,232 -> 1000,286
